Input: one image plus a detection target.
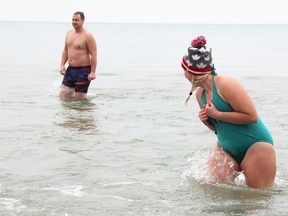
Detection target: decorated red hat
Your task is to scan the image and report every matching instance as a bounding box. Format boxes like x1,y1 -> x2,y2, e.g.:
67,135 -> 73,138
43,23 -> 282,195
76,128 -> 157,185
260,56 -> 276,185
181,36 -> 213,75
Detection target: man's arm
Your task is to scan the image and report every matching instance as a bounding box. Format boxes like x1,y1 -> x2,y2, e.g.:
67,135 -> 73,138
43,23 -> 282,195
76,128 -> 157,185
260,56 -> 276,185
86,32 -> 97,80
60,36 -> 68,75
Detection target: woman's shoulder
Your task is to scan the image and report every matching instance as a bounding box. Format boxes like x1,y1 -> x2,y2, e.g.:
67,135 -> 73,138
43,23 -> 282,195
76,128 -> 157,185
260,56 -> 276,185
215,74 -> 243,89
215,74 -> 238,82
215,74 -> 247,102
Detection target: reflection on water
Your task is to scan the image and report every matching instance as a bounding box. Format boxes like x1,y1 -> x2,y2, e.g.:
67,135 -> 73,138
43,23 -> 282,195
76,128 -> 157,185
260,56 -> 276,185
54,98 -> 100,135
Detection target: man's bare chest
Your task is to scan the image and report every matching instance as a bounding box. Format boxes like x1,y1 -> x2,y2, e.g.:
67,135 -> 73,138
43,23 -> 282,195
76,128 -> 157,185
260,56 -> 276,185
67,35 -> 86,50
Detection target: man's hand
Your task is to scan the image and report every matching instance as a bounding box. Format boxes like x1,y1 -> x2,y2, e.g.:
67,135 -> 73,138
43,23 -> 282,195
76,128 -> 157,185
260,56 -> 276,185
60,66 -> 66,75
88,72 -> 96,81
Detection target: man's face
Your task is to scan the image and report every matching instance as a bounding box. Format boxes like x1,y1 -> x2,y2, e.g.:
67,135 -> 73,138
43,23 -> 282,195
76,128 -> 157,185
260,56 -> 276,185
72,14 -> 83,29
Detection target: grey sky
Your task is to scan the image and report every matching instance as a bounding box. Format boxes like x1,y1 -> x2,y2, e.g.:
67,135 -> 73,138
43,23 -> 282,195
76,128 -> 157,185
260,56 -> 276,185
1,0 -> 288,24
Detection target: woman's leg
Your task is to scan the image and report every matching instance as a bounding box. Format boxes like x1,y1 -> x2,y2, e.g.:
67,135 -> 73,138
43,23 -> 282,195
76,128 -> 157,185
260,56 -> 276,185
240,142 -> 276,189
208,143 -> 241,183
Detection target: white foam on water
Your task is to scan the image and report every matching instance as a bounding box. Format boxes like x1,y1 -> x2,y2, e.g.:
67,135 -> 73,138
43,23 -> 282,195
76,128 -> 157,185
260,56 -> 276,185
42,184 -> 86,197
181,149 -> 246,187
110,196 -> 134,203
0,197 -> 26,211
182,149 -> 215,185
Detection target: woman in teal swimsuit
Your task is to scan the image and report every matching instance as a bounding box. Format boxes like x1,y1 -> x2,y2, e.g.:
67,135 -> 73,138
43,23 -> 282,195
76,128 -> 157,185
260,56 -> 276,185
181,36 -> 276,189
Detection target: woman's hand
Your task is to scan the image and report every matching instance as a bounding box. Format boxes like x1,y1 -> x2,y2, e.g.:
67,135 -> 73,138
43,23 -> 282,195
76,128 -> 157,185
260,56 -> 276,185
205,98 -> 219,119
198,103 -> 216,131
199,104 -> 209,124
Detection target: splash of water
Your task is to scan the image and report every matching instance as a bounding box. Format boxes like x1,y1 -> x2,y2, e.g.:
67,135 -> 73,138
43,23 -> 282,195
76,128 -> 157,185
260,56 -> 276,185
181,149 -> 246,186
182,149 -> 213,185
49,80 -> 62,97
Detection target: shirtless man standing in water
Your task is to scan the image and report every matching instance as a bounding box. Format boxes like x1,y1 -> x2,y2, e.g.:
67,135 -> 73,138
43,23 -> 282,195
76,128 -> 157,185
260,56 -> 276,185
59,11 -> 97,100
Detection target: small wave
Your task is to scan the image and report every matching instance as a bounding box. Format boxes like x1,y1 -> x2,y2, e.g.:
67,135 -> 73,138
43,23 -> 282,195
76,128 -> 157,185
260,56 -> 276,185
114,138 -> 144,144
42,184 -> 86,197
59,147 -> 91,154
110,196 -> 134,202
102,181 -> 156,188
0,197 -> 26,211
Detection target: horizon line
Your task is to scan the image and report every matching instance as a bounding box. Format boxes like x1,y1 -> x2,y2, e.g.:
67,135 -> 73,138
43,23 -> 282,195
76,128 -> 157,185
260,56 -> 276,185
0,20 -> 288,25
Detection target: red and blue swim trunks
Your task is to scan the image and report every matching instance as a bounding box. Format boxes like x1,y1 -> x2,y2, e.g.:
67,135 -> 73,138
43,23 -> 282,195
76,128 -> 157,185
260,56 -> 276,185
62,65 -> 91,93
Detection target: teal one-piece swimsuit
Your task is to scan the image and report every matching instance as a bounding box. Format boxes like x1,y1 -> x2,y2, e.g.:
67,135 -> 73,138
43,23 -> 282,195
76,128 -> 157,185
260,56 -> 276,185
201,75 -> 274,164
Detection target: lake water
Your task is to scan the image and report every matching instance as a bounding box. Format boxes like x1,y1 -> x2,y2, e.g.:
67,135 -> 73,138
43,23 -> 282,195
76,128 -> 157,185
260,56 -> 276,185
0,21 -> 288,215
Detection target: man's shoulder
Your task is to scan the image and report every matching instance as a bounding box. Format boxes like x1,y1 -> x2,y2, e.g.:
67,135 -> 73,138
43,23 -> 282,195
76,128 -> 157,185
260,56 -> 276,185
83,29 -> 96,43
83,29 -> 94,37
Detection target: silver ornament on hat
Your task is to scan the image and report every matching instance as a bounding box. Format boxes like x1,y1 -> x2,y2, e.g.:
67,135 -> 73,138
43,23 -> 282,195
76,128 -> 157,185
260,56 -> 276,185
196,62 -> 208,68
